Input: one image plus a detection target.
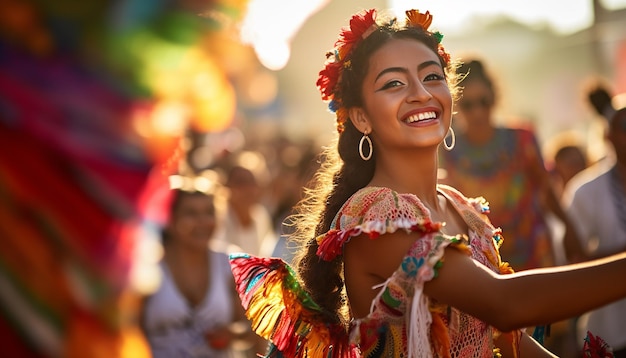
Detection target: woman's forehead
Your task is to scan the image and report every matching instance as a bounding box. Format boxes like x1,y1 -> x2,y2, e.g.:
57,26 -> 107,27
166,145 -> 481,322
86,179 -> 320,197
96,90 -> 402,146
368,39 -> 438,70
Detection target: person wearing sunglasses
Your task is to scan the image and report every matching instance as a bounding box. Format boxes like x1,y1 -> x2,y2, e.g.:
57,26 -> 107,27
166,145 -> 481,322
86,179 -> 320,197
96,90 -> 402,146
438,59 -> 586,355
562,87 -> 626,357
439,58 -> 581,273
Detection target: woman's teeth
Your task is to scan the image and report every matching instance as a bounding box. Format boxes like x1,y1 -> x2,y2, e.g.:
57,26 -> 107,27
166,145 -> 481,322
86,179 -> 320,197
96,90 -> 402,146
406,111 -> 436,123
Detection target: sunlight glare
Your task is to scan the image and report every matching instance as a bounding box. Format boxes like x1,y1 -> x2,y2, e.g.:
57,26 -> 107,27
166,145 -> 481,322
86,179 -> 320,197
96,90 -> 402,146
240,0 -> 331,70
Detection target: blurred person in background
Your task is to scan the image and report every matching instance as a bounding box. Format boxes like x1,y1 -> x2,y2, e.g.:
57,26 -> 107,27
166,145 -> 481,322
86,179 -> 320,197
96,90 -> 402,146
542,131 -> 589,263
540,135 -> 591,357
439,58 -> 580,272
141,184 -> 265,357
439,58 -> 584,355
212,151 -> 277,257
269,140 -> 320,264
545,134 -> 589,200
561,86 -> 626,357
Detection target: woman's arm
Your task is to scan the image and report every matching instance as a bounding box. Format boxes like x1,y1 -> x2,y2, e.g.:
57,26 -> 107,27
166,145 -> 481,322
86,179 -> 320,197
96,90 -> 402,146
425,247 -> 626,332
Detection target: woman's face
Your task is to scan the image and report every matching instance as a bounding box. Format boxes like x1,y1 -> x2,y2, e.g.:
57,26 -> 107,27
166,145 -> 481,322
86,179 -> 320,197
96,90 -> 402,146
168,193 -> 216,249
355,38 -> 452,152
455,79 -> 494,130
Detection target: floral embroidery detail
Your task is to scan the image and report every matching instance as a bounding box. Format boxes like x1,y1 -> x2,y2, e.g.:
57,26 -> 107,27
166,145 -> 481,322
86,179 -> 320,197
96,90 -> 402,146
401,256 -> 424,277
381,284 -> 404,312
492,228 -> 504,246
499,261 -> 514,275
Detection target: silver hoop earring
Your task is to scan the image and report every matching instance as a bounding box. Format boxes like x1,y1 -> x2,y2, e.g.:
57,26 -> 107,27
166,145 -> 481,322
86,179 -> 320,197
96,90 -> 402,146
443,127 -> 456,151
359,132 -> 373,161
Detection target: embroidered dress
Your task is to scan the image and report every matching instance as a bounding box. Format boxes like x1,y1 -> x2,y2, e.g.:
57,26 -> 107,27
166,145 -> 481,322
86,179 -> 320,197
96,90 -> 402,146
230,185 -> 520,358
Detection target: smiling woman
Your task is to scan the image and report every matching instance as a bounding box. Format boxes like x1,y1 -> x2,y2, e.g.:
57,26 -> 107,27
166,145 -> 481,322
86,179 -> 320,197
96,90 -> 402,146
141,187 -> 265,357
349,40 -> 452,154
227,6 -> 626,358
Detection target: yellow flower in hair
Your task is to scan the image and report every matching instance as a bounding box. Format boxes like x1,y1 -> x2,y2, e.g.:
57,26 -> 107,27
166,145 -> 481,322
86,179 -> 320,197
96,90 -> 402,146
405,9 -> 433,30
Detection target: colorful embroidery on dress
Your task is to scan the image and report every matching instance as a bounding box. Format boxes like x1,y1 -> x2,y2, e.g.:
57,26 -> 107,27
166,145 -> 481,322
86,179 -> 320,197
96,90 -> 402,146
230,185 -> 522,357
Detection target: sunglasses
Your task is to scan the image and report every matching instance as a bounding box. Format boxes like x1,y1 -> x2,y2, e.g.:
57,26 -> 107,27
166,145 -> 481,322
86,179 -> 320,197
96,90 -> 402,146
458,97 -> 492,111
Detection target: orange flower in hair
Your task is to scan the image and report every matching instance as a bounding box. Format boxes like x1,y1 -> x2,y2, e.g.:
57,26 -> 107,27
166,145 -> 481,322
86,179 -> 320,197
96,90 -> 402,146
405,10 -> 451,66
405,9 -> 433,30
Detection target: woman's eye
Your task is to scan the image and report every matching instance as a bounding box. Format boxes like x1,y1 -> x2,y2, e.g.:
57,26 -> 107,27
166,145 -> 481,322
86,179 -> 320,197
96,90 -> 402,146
424,73 -> 445,81
380,80 -> 404,90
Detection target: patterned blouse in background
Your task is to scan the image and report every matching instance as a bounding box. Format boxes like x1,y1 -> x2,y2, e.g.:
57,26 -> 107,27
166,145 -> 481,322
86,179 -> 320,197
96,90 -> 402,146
440,126 -> 554,271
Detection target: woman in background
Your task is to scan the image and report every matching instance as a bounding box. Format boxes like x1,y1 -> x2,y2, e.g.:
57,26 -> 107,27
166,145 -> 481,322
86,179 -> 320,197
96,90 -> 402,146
141,186 -> 264,357
439,59 -> 579,271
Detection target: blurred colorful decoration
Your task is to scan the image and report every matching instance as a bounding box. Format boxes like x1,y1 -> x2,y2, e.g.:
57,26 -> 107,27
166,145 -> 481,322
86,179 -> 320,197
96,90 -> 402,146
0,0 -> 254,356
135,44 -> 237,134
0,36 -> 154,357
582,330 -> 614,358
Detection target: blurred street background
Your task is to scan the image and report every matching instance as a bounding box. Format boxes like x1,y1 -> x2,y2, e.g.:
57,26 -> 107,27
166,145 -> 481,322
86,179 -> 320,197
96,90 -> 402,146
0,0 -> 624,356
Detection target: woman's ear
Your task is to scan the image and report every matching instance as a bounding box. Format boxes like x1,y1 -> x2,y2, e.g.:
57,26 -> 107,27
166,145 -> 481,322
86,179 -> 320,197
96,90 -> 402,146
348,107 -> 370,133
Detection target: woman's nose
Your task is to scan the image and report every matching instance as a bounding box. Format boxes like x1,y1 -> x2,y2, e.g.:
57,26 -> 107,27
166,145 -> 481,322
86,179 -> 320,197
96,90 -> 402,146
406,81 -> 432,103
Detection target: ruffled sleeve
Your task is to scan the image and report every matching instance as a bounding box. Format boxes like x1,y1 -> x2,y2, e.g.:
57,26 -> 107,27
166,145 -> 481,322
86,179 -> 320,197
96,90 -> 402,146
316,187 -> 448,261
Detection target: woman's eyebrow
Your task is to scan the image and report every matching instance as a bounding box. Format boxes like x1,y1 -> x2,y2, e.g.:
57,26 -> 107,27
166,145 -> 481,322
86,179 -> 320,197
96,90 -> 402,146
417,60 -> 442,72
374,60 -> 442,82
374,67 -> 407,82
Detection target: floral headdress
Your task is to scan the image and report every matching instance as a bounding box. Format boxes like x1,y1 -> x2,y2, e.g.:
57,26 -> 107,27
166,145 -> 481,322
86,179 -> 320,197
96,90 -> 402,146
316,9 -> 451,133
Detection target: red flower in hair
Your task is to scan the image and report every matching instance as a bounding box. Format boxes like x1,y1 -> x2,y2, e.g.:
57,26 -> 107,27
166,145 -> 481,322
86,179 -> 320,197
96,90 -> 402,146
317,9 -> 378,104
317,60 -> 342,101
336,9 -> 377,59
